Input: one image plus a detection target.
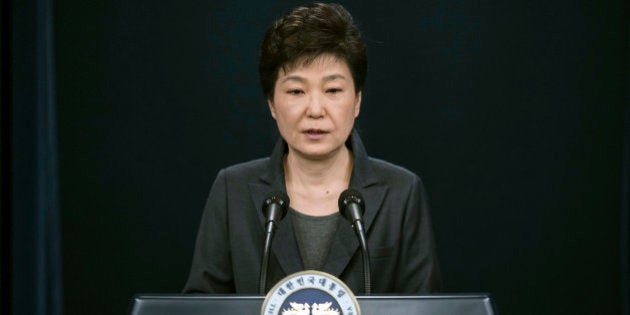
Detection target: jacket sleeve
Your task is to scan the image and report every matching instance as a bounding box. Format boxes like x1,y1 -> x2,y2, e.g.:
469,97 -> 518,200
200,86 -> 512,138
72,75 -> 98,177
396,175 -> 442,293
182,169 -> 235,293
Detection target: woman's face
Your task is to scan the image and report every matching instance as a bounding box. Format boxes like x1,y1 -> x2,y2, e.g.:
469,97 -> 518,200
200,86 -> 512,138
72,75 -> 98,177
268,54 -> 361,161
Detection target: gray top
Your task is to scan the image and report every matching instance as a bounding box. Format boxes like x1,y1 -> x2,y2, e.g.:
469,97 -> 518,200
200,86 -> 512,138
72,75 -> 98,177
290,208 -> 341,270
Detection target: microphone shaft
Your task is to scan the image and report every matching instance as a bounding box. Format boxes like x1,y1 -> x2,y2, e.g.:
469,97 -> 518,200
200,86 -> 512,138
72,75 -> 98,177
259,221 -> 276,295
353,219 -> 371,295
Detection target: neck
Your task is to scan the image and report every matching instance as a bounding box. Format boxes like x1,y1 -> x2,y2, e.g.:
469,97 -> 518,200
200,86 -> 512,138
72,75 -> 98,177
284,147 -> 353,192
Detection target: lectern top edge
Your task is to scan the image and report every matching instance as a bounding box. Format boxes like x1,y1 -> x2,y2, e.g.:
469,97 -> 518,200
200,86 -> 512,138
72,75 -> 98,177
133,293 -> 493,300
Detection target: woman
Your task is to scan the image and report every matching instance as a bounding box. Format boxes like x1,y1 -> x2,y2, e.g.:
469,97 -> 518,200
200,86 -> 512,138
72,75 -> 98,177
183,3 -> 440,294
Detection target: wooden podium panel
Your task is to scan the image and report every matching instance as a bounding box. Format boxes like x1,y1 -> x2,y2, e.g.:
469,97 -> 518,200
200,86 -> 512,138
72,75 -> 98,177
130,294 -> 496,315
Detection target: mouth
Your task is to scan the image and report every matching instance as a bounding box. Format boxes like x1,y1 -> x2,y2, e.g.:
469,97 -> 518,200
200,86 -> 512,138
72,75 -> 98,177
302,129 -> 329,139
304,129 -> 328,135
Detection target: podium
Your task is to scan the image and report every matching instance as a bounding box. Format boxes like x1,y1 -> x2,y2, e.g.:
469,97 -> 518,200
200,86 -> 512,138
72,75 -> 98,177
130,294 -> 496,315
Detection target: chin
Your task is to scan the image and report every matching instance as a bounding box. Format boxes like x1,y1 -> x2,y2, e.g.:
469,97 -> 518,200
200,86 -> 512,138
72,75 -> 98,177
292,145 -> 344,161
302,152 -> 334,161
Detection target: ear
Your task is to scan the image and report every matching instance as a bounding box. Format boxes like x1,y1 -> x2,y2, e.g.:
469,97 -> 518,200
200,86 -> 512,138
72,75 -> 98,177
353,91 -> 362,118
267,98 -> 277,119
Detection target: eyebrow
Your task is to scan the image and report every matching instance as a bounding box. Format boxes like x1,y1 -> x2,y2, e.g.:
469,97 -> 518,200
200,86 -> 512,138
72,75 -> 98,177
280,74 -> 348,84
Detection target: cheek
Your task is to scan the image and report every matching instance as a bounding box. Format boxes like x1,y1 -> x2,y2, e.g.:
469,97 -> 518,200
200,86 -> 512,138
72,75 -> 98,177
273,106 -> 300,126
345,101 -> 359,120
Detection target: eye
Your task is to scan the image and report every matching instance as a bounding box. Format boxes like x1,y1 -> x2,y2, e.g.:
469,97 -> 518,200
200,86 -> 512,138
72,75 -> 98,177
326,88 -> 343,94
287,89 -> 304,95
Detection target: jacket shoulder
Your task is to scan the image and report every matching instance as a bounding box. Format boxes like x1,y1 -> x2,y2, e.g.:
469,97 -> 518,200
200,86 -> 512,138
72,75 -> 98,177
367,157 -> 423,186
220,158 -> 270,179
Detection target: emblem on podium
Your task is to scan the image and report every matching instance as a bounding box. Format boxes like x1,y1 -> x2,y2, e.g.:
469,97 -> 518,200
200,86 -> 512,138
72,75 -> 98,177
261,270 -> 361,315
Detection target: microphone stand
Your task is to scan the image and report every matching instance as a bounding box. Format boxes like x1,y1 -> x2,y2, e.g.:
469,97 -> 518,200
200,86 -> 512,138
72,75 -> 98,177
353,219 -> 371,295
339,189 -> 372,295
258,192 -> 289,295
259,221 -> 277,295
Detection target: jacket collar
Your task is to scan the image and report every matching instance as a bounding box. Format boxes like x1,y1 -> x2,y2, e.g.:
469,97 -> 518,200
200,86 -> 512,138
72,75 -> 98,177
250,129 -> 387,278
259,129 -> 379,187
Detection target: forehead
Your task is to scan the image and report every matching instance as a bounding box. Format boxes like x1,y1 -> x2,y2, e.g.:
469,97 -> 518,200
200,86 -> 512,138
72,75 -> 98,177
278,54 -> 352,78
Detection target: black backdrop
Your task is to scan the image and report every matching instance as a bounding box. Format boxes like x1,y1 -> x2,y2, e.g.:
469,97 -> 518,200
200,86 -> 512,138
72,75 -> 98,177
53,1 -> 627,315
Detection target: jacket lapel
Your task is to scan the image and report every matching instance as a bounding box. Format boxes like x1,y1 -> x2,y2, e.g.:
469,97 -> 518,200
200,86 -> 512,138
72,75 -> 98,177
249,138 -> 303,275
322,130 -> 388,277
322,185 -> 387,277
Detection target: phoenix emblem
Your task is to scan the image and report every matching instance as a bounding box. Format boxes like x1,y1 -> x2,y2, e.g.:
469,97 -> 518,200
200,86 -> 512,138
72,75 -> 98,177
282,302 -> 340,315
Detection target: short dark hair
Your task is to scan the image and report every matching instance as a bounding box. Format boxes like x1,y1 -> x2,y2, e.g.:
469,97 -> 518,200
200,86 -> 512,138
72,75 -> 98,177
259,3 -> 367,100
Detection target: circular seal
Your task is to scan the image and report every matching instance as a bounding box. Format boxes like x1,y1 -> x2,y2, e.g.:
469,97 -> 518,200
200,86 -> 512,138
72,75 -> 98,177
261,270 -> 361,315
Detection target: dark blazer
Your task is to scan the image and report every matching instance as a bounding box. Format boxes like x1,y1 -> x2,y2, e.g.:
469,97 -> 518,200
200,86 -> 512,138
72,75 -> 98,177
183,130 -> 441,294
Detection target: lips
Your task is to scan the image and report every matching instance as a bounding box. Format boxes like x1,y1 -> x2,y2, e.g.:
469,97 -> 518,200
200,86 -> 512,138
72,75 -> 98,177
304,129 -> 328,135
302,129 -> 329,140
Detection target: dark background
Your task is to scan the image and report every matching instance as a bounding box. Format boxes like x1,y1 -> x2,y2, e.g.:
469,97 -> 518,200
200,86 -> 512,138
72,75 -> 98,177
10,0 -> 628,314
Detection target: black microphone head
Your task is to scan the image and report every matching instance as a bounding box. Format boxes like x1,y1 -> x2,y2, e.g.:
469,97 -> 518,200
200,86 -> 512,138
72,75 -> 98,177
261,191 -> 290,221
338,189 -> 365,221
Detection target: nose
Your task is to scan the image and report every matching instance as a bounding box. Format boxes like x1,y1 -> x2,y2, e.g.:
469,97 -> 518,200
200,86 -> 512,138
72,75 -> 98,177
306,93 -> 325,118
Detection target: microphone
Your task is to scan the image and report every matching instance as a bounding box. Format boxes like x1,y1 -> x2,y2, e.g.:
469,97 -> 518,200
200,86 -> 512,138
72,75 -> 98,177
259,191 -> 290,295
338,189 -> 372,295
